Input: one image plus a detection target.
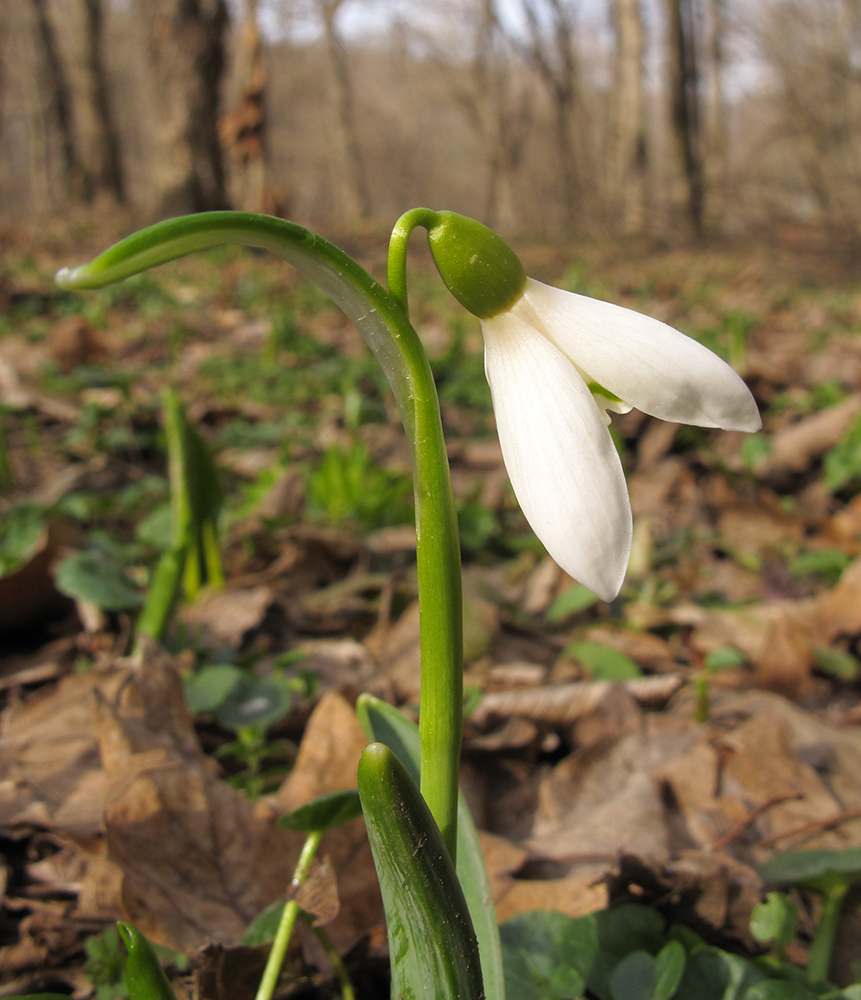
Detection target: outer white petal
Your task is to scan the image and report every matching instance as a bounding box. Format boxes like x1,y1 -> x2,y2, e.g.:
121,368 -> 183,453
518,279 -> 762,432
481,309 -> 633,602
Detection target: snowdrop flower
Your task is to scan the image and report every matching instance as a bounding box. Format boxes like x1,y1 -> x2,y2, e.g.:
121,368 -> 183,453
421,211 -> 761,602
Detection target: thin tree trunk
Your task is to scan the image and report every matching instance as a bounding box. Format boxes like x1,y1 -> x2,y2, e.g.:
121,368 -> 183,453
607,0 -> 646,234
31,0 -> 87,201
522,0 -> 579,227
220,0 -> 272,213
665,0 -> 704,235
701,0 -> 725,231
321,0 -> 372,220
81,0 -> 125,203
134,0 -> 229,216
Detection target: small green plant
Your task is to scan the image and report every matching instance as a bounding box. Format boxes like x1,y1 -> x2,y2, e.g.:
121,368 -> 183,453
750,892 -> 800,965
0,503 -> 46,575
694,645 -> 747,723
565,639 -> 642,680
695,309 -> 759,369
790,550 -> 852,587
498,894 -> 861,1000
306,440 -> 413,530
740,432 -> 772,473
545,583 -> 601,624
183,661 -> 309,797
84,925 -> 129,1000
759,847 -> 861,987
135,388 -> 223,646
55,546 -> 144,611
823,413 -> 861,493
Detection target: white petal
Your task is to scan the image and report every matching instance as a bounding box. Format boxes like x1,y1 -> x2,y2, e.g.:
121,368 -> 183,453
481,310 -> 633,602
518,279 -> 762,432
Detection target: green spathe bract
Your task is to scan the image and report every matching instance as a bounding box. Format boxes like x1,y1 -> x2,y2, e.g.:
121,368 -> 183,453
389,208 -> 526,319
117,922 -> 177,1000
357,692 -> 504,1000
358,742 -> 484,1000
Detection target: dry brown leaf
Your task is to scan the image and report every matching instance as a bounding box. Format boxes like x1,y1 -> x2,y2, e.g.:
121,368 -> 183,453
292,855 -> 339,926
272,690 -> 383,949
529,737 -> 672,863
718,497 -> 804,556
293,638 -> 376,694
606,852 -> 763,949
273,690 -> 366,810
635,419 -> 679,472
494,865 -> 609,925
754,613 -> 814,695
521,557 -> 564,616
758,395 -> 861,475
718,712 -> 839,845
178,585 -> 276,647
471,676 -> 683,728
48,317 -> 107,374
628,457 -> 688,520
709,689 -> 861,853
822,494 -> 861,552
0,669 -> 120,835
367,599 -> 421,702
93,654 -> 303,952
0,898 -> 81,977
195,943 -> 272,1000
675,556 -> 861,693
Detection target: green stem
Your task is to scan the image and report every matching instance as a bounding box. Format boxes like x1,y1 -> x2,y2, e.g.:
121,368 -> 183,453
388,209 -> 463,861
134,545 -> 186,647
806,883 -> 847,985
254,829 -> 323,1000
302,914 -> 356,1000
387,208 -> 439,314
57,211 -> 463,860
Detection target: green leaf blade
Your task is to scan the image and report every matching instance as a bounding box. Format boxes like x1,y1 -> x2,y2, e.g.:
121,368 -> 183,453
357,742 -> 483,1000
117,922 -> 177,1000
610,951 -> 656,1000
279,790 -> 363,832
357,693 -> 504,1000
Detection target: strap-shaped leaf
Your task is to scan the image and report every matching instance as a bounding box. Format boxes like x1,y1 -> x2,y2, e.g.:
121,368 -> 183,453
358,742 -> 484,1000
357,693 -> 504,1000
118,922 -> 178,1000
279,789 -> 363,832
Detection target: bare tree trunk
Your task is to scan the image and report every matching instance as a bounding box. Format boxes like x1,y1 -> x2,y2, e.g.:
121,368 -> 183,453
134,0 -> 229,216
450,0 -> 530,229
320,0 -> 372,220
31,0 -> 87,201
80,0 -> 126,203
521,0 -> 580,227
220,0 -> 281,214
664,0 -> 704,235
607,0 -> 646,234
701,0 -> 726,231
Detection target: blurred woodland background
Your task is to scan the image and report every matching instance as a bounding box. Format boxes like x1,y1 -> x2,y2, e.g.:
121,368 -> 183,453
1,0 -> 859,239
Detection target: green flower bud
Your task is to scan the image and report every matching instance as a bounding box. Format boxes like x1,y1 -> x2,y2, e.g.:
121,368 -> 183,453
425,211 -> 526,319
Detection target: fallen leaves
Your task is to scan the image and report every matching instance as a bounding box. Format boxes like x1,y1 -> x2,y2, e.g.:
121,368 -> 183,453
0,651 -> 387,980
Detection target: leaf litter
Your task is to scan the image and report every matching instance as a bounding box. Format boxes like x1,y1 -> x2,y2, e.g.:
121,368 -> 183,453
2,230 -> 861,994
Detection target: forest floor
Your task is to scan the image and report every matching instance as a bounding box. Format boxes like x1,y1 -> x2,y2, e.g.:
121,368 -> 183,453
2,216 -> 861,998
